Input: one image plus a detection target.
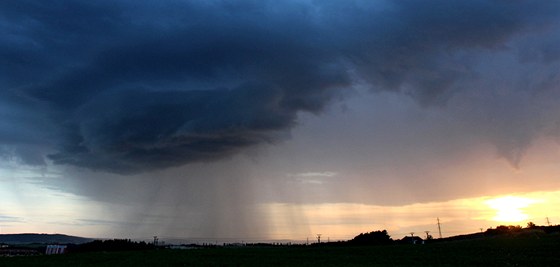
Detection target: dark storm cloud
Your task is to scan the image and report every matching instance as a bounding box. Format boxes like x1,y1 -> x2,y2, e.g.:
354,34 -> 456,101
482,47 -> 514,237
1,0 -> 558,173
338,0 -> 560,105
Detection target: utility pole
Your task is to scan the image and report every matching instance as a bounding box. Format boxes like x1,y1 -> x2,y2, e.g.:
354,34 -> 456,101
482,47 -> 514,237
546,217 -> 551,226
306,237 -> 309,245
437,218 -> 442,239
316,234 -> 322,244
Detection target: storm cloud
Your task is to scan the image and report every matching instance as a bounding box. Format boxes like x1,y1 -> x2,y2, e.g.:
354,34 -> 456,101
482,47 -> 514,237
1,0 -> 559,173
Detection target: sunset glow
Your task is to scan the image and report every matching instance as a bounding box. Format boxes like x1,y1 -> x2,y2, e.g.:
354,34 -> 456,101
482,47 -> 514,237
485,196 -> 540,223
259,192 -> 559,241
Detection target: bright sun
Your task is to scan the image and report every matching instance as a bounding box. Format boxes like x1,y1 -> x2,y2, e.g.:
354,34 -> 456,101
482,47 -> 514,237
485,196 -> 537,223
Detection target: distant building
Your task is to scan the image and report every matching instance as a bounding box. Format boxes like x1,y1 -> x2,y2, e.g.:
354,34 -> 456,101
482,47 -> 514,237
399,236 -> 424,244
45,245 -> 67,255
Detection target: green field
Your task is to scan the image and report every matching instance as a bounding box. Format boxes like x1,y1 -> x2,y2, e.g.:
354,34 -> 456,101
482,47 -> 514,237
2,234 -> 559,266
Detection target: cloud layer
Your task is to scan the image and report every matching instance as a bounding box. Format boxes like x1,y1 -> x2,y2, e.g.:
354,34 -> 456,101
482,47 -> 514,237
1,0 -> 559,173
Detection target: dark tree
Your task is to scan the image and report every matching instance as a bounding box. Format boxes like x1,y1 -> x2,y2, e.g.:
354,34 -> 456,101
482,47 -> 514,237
485,225 -> 522,236
349,230 -> 393,245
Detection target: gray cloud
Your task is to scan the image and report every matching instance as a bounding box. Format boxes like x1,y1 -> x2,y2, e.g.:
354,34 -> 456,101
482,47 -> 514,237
0,215 -> 23,223
0,0 -> 559,173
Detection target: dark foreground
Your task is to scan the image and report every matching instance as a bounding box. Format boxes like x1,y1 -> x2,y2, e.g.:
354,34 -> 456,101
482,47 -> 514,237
2,234 -> 559,266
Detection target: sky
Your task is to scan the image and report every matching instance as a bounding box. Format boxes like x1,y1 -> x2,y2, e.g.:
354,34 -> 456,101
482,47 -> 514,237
1,0 -> 560,243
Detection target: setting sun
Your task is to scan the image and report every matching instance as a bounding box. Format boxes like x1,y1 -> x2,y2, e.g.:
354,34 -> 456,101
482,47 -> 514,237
485,196 -> 538,223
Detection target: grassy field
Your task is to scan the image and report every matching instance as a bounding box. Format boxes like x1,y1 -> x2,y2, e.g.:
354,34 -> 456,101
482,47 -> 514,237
2,234 -> 559,266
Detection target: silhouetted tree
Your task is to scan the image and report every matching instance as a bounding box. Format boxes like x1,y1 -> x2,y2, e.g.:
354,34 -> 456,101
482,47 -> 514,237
526,222 -> 536,228
485,225 -> 522,236
349,230 -> 393,245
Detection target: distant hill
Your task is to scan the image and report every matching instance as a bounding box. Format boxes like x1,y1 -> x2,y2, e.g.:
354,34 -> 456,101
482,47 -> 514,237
0,233 -> 93,244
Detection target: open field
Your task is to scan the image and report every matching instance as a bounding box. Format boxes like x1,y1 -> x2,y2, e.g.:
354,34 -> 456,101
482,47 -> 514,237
2,234 -> 560,266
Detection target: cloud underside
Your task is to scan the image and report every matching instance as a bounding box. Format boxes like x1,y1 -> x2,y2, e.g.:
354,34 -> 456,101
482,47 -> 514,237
1,0 -> 559,173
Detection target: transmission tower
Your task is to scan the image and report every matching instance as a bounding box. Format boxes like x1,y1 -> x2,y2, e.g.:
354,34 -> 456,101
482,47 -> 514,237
437,218 -> 442,238
546,217 -> 551,226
